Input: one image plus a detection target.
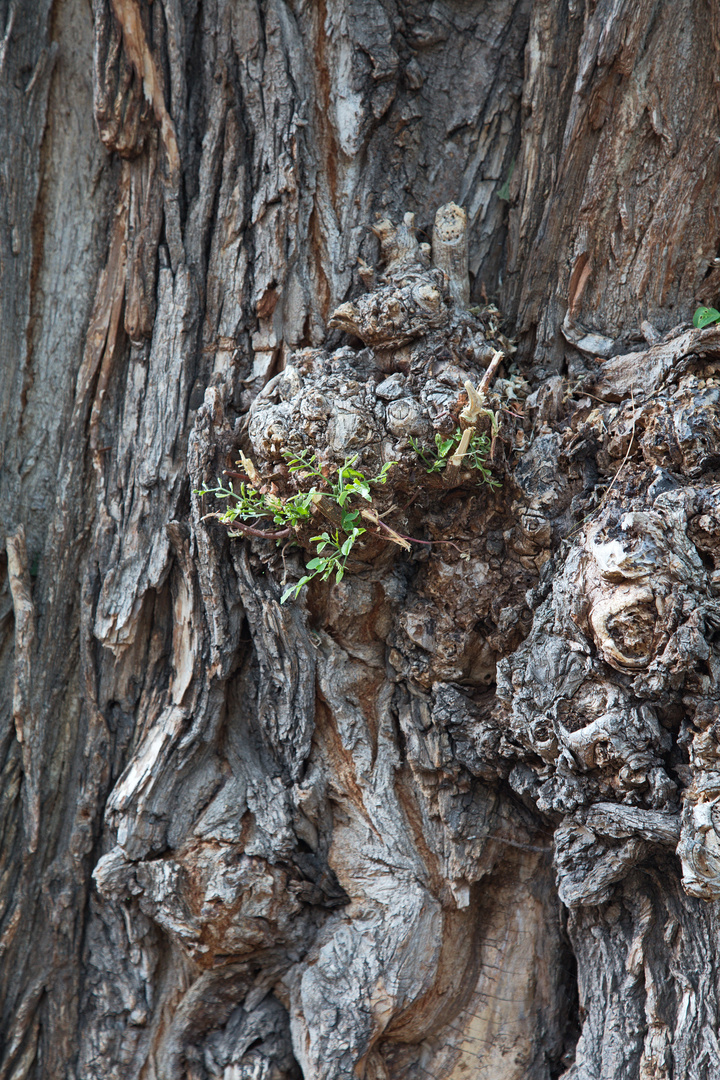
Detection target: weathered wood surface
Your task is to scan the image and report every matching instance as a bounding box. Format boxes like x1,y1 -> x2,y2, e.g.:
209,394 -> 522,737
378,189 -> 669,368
2,2 -> 720,1079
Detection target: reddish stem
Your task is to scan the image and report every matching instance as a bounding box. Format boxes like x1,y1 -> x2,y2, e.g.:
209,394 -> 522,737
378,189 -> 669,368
227,521 -> 292,540
223,470 -> 252,483
374,519 -> 466,554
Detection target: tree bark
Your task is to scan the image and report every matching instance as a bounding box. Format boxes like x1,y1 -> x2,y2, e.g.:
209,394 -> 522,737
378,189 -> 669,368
1,2 -> 720,1079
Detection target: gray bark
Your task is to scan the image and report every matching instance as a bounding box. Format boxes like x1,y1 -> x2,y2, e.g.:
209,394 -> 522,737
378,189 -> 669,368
1,2 -> 719,1079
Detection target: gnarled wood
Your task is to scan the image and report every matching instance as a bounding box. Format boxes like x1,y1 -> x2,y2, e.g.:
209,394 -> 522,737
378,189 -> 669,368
2,3 -> 720,1079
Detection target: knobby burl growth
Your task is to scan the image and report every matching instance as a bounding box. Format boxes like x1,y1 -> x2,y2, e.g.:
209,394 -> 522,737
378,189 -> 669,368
96,203 -> 720,1079
214,203 -> 536,690
241,205 -> 720,909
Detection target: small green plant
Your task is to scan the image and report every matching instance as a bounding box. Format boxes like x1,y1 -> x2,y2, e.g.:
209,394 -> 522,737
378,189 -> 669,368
409,427 -> 500,487
281,526 -> 366,603
693,306 -> 720,329
409,432 -> 456,473
285,449 -> 394,505
195,452 -> 394,603
197,480 -> 317,532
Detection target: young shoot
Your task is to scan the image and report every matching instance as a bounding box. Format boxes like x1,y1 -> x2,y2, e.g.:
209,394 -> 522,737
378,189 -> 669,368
285,450 -> 395,505
195,451 -> 395,603
196,480 -> 316,532
281,527 -> 366,603
409,426 -> 500,487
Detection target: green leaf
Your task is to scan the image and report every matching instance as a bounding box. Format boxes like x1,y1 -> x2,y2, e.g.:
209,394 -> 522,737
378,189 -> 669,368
306,557 -> 325,570
693,306 -> 720,329
340,536 -> 355,556
282,573 -> 317,602
375,462 -> 396,481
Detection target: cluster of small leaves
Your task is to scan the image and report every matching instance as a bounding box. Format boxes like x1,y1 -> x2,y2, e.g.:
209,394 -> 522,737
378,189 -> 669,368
409,427 -> 500,487
280,451 -> 394,602
198,480 -> 316,531
285,449 -> 394,506
282,527 -> 366,603
196,452 -> 394,603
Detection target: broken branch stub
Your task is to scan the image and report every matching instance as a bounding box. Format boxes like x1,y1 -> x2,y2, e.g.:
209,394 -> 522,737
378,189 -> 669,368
432,201 -> 470,308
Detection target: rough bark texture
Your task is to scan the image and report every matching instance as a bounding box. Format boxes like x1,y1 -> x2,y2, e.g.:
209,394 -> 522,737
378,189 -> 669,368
2,2 -> 720,1079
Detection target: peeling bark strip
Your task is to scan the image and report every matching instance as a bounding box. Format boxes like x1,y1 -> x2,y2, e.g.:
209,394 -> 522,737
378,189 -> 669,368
106,0 -> 180,180
3,2 -> 720,1079
5,528 -> 39,853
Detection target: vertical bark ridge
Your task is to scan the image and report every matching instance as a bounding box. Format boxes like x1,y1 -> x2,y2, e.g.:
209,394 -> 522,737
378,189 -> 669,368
505,0 -> 720,369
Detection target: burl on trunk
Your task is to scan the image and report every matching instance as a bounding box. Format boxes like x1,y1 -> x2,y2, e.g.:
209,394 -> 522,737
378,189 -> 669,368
3,3 -> 720,1080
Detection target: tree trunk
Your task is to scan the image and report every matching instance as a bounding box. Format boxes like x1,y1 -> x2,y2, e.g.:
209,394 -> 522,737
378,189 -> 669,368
2,2 -> 720,1078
